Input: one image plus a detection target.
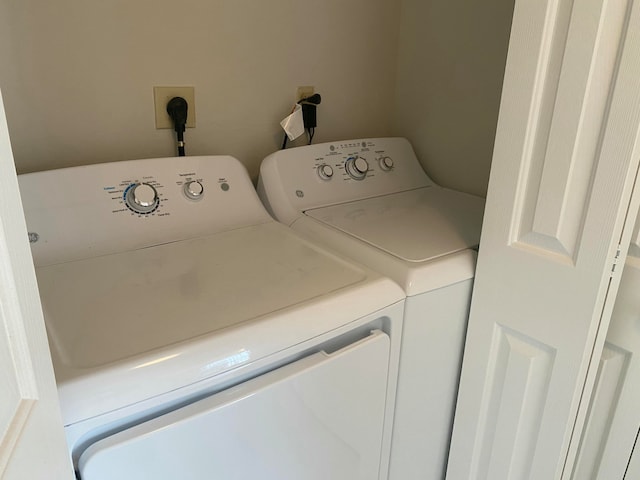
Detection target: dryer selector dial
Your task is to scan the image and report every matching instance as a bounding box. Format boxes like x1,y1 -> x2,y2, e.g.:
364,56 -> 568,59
317,164 -> 334,181
345,156 -> 369,180
125,183 -> 159,214
184,180 -> 204,200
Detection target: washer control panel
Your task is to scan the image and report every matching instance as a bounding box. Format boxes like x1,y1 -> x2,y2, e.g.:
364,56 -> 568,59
104,168 -> 234,219
19,155 -> 271,266
258,138 -> 435,225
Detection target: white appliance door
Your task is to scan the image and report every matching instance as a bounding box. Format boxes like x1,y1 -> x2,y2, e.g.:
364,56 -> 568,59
447,0 -> 640,479
78,330 -> 390,480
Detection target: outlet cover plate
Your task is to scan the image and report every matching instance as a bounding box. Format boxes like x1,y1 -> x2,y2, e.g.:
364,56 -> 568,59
154,86 -> 196,129
296,86 -> 315,103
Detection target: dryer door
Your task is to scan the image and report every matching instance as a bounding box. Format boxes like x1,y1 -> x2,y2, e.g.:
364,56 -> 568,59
78,330 -> 390,480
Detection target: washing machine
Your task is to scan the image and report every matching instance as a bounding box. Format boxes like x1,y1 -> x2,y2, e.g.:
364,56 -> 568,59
257,137 -> 485,480
18,154 -> 405,480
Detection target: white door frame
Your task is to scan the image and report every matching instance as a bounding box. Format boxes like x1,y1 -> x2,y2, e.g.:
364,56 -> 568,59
0,89 -> 73,478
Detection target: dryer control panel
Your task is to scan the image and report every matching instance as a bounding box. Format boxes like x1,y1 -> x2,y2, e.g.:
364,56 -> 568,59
19,155 -> 271,266
258,137 -> 434,225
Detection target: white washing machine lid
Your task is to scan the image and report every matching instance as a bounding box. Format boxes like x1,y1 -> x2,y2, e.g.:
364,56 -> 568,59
305,187 -> 485,263
37,221 -> 404,426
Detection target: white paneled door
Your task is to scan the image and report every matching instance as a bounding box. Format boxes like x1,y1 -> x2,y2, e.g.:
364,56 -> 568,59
447,0 -> 640,479
572,221 -> 640,479
0,90 -> 73,478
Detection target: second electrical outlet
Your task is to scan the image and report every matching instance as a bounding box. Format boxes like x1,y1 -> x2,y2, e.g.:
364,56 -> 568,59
296,86 -> 315,103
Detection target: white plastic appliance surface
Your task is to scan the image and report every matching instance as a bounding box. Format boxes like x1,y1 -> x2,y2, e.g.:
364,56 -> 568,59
291,215 -> 478,296
36,221 -> 405,426
19,155 -> 406,480
79,330 -> 389,480
389,281 -> 474,480
257,137 -> 485,294
20,155 -> 272,266
257,138 -> 485,480
19,155 -> 404,425
306,187 -> 484,262
62,301 -> 404,475
258,137 -> 433,226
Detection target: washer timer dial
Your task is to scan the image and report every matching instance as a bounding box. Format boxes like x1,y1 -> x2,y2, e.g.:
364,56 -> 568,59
345,156 -> 369,180
124,182 -> 159,214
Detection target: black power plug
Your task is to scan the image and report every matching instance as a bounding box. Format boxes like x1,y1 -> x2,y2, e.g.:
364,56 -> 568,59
299,93 -> 321,144
299,93 -> 321,129
167,97 -> 188,156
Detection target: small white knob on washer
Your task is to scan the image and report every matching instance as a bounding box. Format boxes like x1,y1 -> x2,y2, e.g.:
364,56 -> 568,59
379,156 -> 394,171
317,164 -> 334,180
184,180 -> 204,200
125,182 -> 159,213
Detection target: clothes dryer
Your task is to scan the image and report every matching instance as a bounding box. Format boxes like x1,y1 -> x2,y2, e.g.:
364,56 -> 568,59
258,137 -> 485,480
19,155 -> 405,480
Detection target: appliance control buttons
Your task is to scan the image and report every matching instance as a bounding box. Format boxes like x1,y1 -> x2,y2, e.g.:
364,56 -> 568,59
125,183 -> 159,214
345,156 -> 369,180
184,180 -> 204,200
379,156 -> 394,171
317,164 -> 334,180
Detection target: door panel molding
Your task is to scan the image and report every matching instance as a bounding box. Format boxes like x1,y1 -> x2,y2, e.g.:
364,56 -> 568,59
512,0 -> 632,263
471,325 -> 555,479
572,343 -> 630,478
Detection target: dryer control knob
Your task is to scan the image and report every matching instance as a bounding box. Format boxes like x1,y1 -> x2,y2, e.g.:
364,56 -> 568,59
379,156 -> 394,171
125,183 -> 159,214
317,164 -> 334,180
184,180 -> 204,200
345,156 -> 369,180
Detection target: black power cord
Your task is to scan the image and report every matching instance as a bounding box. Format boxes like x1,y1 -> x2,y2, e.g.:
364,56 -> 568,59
300,93 -> 321,145
167,97 -> 188,156
281,93 -> 321,149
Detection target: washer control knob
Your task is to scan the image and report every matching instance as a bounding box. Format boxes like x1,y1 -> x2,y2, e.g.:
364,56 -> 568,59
184,180 -> 204,200
345,156 -> 369,180
317,164 -> 334,180
379,156 -> 394,171
125,183 -> 159,214
354,157 -> 369,174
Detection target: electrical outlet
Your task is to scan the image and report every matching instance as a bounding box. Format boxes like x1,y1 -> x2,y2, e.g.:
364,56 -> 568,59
296,86 -> 315,103
154,86 -> 196,129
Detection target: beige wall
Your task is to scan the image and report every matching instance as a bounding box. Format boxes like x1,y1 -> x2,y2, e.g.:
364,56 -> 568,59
0,0 -> 514,195
0,0 -> 401,180
393,0 -> 514,197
